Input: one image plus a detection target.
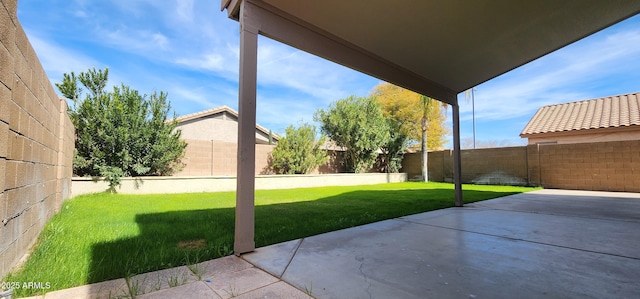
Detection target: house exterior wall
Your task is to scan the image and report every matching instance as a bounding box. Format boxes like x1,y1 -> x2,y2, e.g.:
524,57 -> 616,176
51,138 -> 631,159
403,140 -> 640,192
1,1 -> 74,278
176,116 -> 272,144
176,139 -> 275,176
314,150 -> 345,174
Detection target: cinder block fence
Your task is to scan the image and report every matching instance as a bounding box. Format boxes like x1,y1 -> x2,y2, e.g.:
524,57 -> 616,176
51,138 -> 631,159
402,140 -> 640,193
0,1 -> 74,278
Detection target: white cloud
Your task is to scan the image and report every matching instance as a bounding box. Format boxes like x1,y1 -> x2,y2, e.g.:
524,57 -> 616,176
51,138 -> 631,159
256,39 -> 378,104
100,27 -> 171,52
26,34 -> 100,80
176,52 -> 231,73
72,9 -> 88,18
170,87 -> 217,108
459,24 -> 640,122
151,33 -> 169,49
175,0 -> 195,23
256,94 -> 323,134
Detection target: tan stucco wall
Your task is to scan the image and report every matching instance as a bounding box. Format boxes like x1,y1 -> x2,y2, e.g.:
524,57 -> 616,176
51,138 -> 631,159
1,1 -> 75,278
176,117 -> 271,144
71,173 -> 408,196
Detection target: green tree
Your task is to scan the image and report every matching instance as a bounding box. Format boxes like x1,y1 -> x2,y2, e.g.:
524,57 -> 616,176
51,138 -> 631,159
380,117 -> 409,173
56,68 -> 187,189
314,95 -> 390,173
271,123 -> 328,174
372,82 -> 449,180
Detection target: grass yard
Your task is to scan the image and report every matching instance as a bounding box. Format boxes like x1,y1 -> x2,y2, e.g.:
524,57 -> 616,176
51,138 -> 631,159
5,182 -> 537,296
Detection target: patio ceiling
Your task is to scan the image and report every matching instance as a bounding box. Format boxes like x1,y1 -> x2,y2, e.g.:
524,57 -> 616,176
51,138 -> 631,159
222,0 -> 640,105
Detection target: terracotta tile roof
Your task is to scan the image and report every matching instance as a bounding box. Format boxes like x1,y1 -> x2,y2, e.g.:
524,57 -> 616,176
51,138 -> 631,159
520,92 -> 640,136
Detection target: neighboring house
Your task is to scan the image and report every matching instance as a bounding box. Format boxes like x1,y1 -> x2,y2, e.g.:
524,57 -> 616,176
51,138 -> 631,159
171,106 -> 279,176
173,105 -> 278,144
520,92 -> 640,144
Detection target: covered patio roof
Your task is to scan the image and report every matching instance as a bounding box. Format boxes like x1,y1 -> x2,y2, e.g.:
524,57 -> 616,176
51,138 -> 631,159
222,0 -> 640,104
220,0 -> 640,254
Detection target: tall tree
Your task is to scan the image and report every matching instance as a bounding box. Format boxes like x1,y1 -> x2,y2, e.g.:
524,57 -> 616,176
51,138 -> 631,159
57,68 -> 187,189
271,123 -> 328,174
314,95 -> 390,173
380,116 -> 409,173
372,82 -> 449,180
372,83 -> 448,148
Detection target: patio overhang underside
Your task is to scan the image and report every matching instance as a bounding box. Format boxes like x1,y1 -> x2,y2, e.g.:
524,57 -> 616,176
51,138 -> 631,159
221,0 -> 640,254
223,0 -> 640,105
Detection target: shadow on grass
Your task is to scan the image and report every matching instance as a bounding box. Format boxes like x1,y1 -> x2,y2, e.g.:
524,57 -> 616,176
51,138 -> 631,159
88,188 -> 519,284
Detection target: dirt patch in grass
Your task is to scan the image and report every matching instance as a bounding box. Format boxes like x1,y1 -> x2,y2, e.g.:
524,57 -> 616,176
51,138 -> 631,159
177,239 -> 206,250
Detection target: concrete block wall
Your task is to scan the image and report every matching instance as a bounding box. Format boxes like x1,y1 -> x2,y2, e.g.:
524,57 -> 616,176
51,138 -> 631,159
526,144 -> 541,186
399,151 -> 443,181
537,140 -> 640,192
177,140 -> 350,176
403,148 -> 527,185
459,147 -> 528,185
426,151 -> 446,182
0,0 -> 74,278
403,140 -> 639,192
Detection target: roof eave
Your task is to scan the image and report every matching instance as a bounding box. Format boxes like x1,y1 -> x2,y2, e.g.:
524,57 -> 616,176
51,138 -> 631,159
221,0 -> 241,20
521,124 -> 640,138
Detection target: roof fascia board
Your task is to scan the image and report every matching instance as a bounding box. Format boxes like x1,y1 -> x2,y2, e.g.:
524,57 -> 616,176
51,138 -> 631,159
172,105 -> 279,140
520,124 -> 640,138
221,0 -> 241,20
174,106 -> 235,123
237,0 -> 457,105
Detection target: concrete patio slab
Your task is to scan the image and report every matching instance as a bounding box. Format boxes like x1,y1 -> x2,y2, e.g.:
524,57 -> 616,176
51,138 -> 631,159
136,281 -> 221,299
25,256 -> 303,299
233,281 -> 310,299
247,189 -> 640,298
205,267 -> 280,299
128,265 -> 198,295
242,239 -> 302,278
195,255 -> 254,280
41,278 -> 128,299
467,189 -> 640,222
401,207 -> 639,259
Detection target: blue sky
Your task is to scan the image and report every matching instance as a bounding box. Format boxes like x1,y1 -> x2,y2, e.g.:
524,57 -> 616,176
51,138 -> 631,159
17,1 -> 640,148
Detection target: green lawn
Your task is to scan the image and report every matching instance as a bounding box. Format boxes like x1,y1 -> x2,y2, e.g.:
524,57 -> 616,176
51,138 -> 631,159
5,182 -> 537,296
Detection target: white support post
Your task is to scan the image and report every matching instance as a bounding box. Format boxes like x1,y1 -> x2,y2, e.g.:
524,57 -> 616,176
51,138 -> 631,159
452,100 -> 463,207
234,1 -> 258,255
